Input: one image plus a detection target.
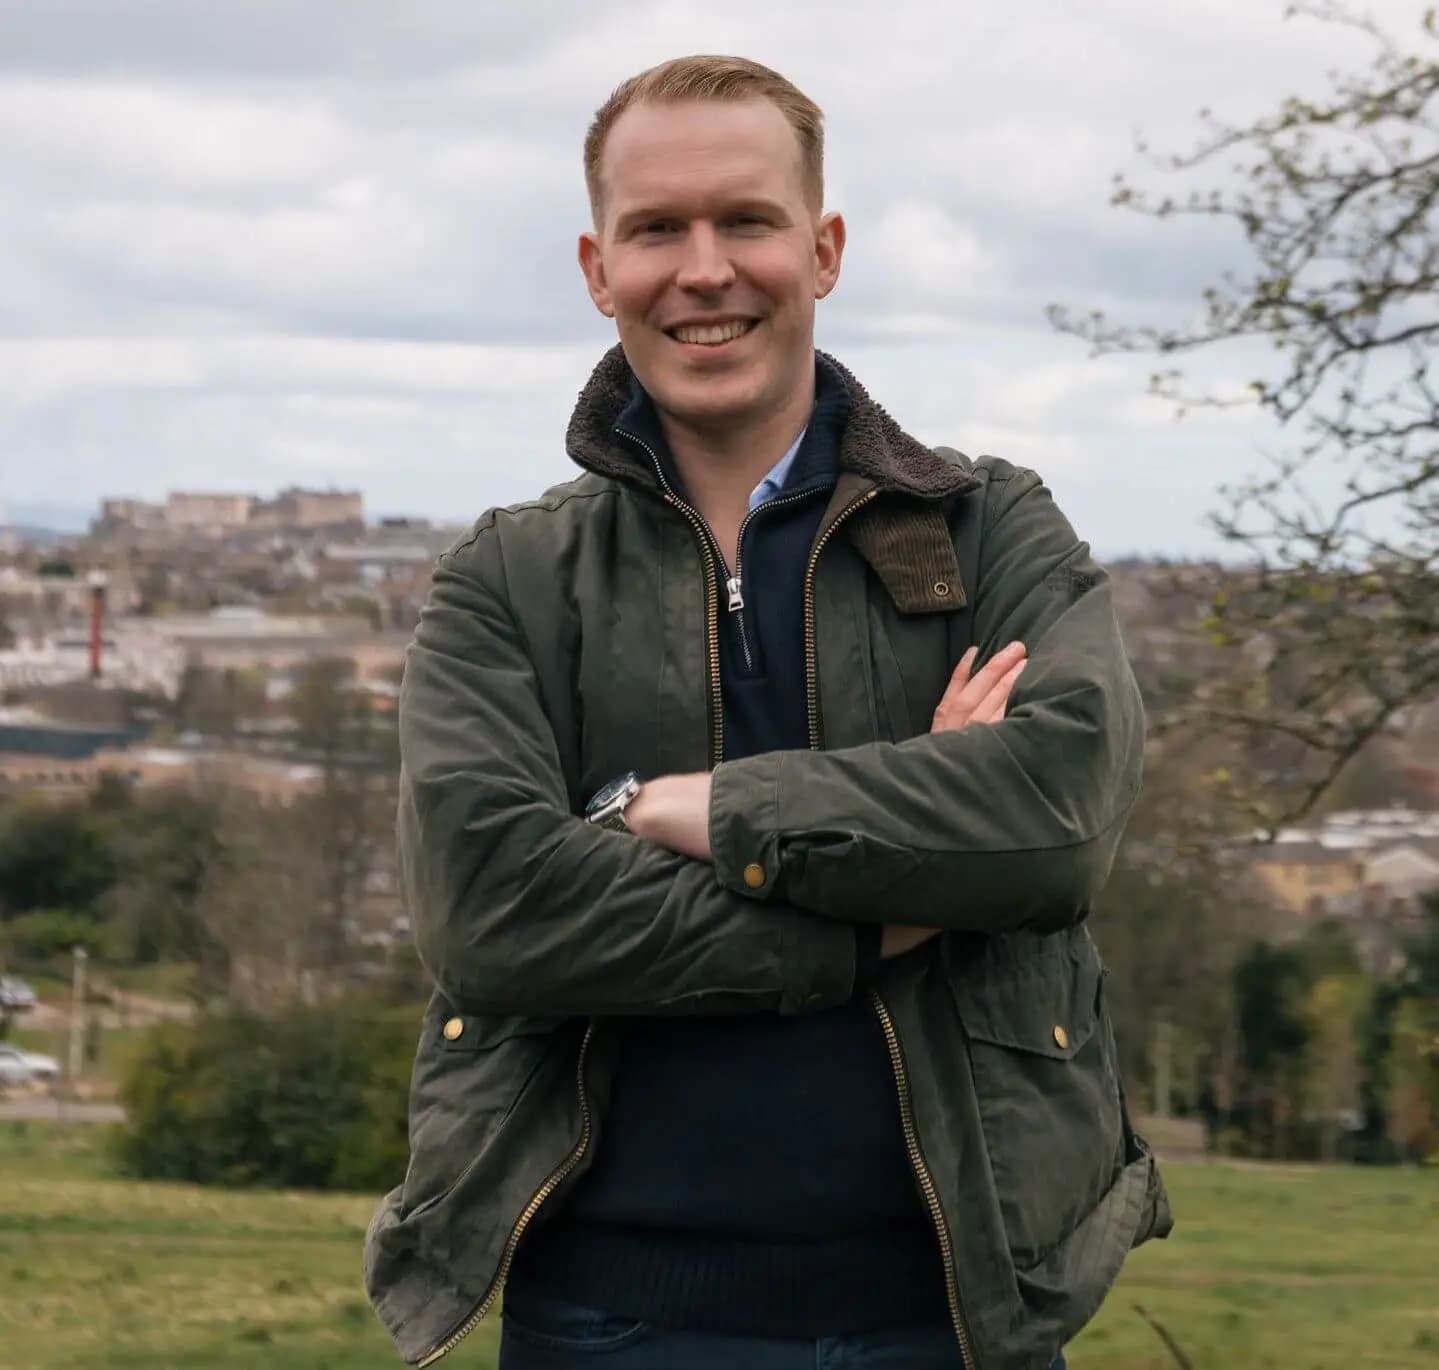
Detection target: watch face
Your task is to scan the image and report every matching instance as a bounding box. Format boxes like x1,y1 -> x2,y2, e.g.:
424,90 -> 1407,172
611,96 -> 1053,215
585,772 -> 639,821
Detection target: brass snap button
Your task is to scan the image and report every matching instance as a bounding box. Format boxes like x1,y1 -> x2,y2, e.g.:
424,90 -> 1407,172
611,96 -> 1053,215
1052,1024 -> 1069,1050
933,581 -> 950,597
742,862 -> 767,889
442,1016 -> 465,1042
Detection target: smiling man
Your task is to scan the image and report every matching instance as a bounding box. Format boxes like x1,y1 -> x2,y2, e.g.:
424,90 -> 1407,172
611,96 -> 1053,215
364,56 -> 1171,1370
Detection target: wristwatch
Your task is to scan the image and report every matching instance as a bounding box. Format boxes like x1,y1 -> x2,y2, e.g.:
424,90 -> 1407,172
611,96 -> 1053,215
584,771 -> 642,832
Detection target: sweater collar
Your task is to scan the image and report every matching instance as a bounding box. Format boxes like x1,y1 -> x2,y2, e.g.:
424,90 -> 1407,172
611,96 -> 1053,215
565,343 -> 979,502
608,352 -> 850,505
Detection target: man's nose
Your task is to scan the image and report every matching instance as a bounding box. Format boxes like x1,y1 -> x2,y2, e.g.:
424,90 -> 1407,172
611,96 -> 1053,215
675,223 -> 736,293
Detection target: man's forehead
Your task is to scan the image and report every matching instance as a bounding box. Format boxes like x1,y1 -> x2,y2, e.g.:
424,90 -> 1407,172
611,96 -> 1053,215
609,166 -> 791,221
601,99 -> 802,198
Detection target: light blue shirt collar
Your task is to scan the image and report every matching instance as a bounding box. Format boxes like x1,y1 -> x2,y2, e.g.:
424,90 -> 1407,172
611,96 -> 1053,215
747,428 -> 809,512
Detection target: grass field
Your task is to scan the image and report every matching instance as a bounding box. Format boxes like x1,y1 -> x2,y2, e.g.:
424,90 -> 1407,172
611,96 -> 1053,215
1,1122 -> 1435,1369
10,1024 -> 156,1097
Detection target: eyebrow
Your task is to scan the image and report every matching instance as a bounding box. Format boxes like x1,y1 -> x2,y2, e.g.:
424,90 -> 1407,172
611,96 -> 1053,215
613,198 -> 791,233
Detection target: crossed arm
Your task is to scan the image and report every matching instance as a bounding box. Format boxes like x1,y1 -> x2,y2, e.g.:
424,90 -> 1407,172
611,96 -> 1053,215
398,471 -> 1143,1018
625,640 -> 1030,960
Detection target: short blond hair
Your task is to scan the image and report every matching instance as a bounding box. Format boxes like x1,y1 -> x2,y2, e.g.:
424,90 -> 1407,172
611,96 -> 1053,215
584,55 -> 825,225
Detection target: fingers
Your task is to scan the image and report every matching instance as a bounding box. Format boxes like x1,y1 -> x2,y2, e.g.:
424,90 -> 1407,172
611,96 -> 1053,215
967,657 -> 1026,725
932,640 -> 1027,732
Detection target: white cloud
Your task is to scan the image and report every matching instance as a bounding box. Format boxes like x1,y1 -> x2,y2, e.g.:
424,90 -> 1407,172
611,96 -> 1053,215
3,0 -> 1429,557
873,200 -> 1001,303
0,78 -> 350,193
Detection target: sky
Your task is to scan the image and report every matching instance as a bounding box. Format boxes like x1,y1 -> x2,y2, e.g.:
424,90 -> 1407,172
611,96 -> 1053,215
0,0 -> 1425,557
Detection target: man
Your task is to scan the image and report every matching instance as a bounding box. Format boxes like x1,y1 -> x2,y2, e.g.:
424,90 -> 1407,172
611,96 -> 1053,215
365,55 -> 1171,1370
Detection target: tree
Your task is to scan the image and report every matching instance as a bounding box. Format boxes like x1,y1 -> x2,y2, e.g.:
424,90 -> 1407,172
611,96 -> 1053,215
0,798 -> 115,918
1052,4 -> 1439,829
1234,941 -> 1312,1155
101,788 -> 222,966
1302,971 -> 1369,1160
173,657 -> 265,740
192,791 -> 336,1010
115,998 -> 412,1191
288,657 -> 398,955
1385,993 -> 1439,1160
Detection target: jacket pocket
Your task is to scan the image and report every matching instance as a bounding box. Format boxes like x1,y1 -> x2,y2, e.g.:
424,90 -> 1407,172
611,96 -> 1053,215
399,993 -> 567,1223
947,937 -> 1125,1265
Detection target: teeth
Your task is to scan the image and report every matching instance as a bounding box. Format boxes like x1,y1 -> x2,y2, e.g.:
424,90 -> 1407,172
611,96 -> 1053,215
672,320 -> 752,345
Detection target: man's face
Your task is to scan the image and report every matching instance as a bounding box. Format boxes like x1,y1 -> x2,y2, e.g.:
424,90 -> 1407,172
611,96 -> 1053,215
579,98 -> 844,435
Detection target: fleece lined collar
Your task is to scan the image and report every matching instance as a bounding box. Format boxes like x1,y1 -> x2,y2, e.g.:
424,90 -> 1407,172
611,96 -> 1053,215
565,343 -> 980,502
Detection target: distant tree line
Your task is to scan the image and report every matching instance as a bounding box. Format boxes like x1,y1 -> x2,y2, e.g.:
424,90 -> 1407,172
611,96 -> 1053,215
0,657 -> 404,1012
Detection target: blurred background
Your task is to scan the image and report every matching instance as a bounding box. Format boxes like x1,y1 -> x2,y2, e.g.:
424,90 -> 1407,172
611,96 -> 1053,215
1,2 -> 1436,1367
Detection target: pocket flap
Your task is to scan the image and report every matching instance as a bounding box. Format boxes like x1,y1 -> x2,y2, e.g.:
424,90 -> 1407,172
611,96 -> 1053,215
950,950 -> 1101,1061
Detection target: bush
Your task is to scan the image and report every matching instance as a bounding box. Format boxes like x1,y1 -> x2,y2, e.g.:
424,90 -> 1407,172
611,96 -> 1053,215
114,998 -> 416,1191
8,909 -> 117,961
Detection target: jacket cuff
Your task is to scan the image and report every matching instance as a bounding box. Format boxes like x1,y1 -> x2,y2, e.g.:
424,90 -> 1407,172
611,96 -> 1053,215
709,753 -> 784,899
777,910 -> 856,1016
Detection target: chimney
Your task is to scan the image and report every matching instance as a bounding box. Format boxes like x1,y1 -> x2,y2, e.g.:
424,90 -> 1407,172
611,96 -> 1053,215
87,570 -> 108,679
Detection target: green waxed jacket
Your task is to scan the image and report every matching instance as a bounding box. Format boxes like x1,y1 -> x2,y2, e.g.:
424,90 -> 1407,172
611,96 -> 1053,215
363,346 -> 1172,1369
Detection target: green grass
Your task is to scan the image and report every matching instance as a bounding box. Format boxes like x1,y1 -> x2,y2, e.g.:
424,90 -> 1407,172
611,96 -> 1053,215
0,1122 -> 473,1369
9,1024 -> 156,1094
0,1124 -> 1434,1369
103,961 -> 199,1001
1075,1160 -> 1439,1368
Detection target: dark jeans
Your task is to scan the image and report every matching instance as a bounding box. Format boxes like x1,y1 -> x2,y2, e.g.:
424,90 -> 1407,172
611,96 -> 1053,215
499,1285 -> 1068,1370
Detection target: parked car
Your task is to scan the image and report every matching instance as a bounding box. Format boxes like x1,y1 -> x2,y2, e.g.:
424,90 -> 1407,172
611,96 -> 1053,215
0,1043 -> 60,1088
0,976 -> 38,1011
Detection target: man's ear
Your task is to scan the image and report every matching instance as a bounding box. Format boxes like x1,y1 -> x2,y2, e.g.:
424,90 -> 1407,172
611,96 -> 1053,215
578,232 -> 615,318
814,211 -> 846,301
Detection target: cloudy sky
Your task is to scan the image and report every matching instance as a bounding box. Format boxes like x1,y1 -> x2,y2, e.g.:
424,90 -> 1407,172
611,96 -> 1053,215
0,0 -> 1421,556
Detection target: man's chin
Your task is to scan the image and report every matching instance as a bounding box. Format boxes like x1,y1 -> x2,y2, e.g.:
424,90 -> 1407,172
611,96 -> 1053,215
649,370 -> 767,427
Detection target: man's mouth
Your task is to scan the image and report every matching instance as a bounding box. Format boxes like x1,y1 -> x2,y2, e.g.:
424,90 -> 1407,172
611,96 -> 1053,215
665,319 -> 759,347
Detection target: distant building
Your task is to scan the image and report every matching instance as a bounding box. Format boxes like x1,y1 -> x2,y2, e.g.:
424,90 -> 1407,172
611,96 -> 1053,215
1244,808 -> 1439,976
0,744 -> 324,805
165,492 -> 254,530
1249,841 -> 1364,916
96,499 -> 165,533
92,486 -> 364,537
251,487 -> 364,530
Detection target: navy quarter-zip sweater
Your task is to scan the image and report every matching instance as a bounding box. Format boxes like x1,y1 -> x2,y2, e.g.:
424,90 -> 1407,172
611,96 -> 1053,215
510,357 -> 947,1336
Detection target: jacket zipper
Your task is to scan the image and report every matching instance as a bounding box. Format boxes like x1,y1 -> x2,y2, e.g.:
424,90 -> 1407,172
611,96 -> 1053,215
869,991 -> 979,1368
417,427 -> 709,1366
802,488 -> 878,750
417,1023 -> 596,1367
615,427 -> 727,755
801,486 -> 980,1368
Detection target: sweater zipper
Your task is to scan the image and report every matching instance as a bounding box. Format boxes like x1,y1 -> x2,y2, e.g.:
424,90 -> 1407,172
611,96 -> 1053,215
617,428 -> 819,682
724,488 -> 828,673
417,1024 -> 596,1367
801,486 -> 980,1369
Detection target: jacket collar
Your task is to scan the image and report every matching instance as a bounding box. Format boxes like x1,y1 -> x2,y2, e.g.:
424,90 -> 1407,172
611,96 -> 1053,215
565,343 -> 980,502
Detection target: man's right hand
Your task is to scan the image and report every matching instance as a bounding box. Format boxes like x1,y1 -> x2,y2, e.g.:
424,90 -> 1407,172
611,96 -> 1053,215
879,641 -> 1027,960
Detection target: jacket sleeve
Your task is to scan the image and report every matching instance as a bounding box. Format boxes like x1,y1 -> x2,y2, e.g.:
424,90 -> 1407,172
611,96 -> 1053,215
399,519 -> 857,1018
706,469 -> 1144,935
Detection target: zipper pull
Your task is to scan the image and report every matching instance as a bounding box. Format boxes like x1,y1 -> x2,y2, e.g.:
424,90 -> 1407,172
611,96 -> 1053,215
726,576 -> 744,612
